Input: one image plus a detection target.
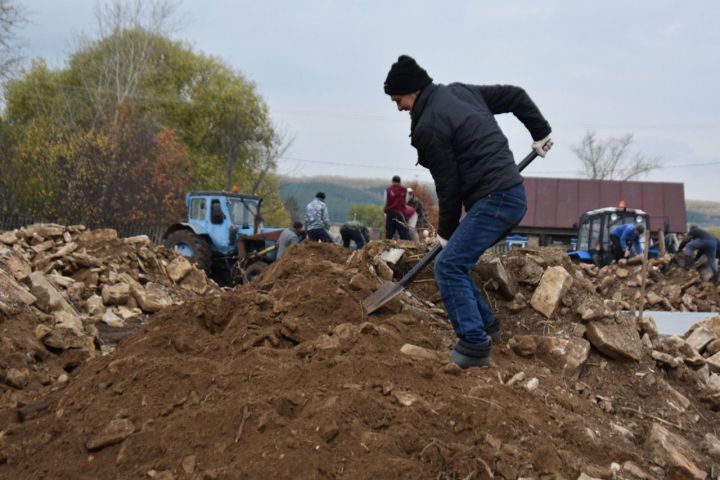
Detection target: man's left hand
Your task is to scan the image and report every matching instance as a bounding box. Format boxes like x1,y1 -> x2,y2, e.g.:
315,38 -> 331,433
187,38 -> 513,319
437,236 -> 448,248
532,136 -> 554,157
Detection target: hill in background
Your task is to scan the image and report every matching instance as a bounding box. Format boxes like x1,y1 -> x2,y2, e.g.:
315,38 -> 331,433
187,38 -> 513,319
279,176 -> 386,223
686,200 -> 720,228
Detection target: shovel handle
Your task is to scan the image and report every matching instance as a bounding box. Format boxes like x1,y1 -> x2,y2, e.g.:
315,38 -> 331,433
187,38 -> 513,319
516,150 -> 539,173
399,242 -> 443,287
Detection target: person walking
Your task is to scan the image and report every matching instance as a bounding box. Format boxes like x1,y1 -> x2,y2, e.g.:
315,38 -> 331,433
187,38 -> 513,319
609,223 -> 645,262
304,192 -> 333,243
384,54 -> 552,368
276,221 -> 304,258
678,225 -> 719,284
384,176 -> 414,240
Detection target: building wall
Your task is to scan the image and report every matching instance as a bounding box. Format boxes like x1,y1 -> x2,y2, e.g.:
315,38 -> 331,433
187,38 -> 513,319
521,177 -> 687,233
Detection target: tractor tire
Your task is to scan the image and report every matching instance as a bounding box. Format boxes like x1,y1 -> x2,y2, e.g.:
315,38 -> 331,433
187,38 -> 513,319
164,230 -> 212,273
244,261 -> 269,283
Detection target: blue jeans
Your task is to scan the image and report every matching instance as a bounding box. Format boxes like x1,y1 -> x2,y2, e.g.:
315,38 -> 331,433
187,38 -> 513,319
684,239 -> 718,276
434,183 -> 527,349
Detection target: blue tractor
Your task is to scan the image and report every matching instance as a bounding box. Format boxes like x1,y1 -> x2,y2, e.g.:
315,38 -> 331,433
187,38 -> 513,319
567,206 -> 659,267
163,191 -> 283,284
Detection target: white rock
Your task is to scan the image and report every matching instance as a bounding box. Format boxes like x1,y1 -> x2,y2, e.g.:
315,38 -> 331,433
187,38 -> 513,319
524,377 -> 539,392
101,310 -> 125,328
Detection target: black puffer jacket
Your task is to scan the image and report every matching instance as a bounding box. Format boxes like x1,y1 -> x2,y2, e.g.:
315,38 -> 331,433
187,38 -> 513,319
410,83 -> 551,239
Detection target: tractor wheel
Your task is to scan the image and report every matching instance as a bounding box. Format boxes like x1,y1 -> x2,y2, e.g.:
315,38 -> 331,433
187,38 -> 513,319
164,230 -> 212,272
244,261 -> 269,283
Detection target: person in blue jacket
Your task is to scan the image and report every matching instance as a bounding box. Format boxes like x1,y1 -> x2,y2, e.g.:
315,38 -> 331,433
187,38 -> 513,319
609,223 -> 645,261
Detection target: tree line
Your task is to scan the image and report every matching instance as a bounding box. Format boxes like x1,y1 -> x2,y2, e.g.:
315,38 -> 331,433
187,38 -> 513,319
0,0 -> 289,228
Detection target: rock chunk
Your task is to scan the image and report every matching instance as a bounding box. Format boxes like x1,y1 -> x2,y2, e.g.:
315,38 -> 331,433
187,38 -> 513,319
530,266 -> 573,318
646,423 -> 706,480
476,257 -> 516,300
585,315 -> 642,361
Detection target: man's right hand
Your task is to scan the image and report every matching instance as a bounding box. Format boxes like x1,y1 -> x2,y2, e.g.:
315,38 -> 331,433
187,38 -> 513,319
437,236 -> 448,248
532,136 -> 554,157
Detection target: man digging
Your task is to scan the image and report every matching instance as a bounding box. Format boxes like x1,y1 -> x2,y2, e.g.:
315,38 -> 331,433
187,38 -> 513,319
383,55 -> 552,368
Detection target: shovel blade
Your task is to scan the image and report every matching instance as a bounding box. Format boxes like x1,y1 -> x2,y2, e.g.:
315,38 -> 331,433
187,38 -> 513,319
362,281 -> 404,314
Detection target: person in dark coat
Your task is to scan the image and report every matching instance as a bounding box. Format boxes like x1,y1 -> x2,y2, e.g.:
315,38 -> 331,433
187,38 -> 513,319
384,55 -> 552,368
678,225 -> 718,284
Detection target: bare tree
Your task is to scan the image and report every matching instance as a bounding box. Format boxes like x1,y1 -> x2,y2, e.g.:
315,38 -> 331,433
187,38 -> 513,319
78,0 -> 180,123
0,0 -> 27,79
250,127 -> 295,193
572,131 -> 661,181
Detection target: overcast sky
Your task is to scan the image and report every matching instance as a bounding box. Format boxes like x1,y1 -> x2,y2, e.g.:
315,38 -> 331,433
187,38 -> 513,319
18,0 -> 720,201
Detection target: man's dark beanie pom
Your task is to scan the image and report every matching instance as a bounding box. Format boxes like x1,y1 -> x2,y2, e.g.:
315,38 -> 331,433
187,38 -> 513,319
384,55 -> 433,95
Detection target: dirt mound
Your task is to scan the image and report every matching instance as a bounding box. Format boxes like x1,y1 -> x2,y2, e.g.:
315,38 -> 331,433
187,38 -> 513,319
1,241 -> 720,479
0,223 -> 219,411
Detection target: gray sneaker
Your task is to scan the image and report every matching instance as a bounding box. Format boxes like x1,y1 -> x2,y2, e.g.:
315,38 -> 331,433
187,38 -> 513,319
450,349 -> 491,368
451,340 -> 491,369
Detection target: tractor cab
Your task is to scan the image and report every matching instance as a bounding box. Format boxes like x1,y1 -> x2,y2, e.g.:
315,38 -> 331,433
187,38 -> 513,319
567,206 -> 654,267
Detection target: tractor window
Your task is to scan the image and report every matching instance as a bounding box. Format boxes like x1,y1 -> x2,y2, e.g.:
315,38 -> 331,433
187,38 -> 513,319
577,222 -> 590,251
228,198 -> 259,226
189,198 -> 206,220
210,200 -> 225,224
590,217 -> 602,250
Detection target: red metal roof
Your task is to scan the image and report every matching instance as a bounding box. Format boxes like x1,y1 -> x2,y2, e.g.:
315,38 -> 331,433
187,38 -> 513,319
521,177 -> 687,233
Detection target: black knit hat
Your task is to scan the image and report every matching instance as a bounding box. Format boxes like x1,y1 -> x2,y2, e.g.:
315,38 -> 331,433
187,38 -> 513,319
384,55 -> 433,95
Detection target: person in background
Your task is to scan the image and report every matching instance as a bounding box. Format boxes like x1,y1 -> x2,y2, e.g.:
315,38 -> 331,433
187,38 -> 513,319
304,192 -> 333,243
406,187 -> 427,242
276,221 -> 304,258
340,219 -> 370,250
383,54 -> 552,368
384,175 -> 414,240
678,224 -> 719,285
609,223 -> 645,262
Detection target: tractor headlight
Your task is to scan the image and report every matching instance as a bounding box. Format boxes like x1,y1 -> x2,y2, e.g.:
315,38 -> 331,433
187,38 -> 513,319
636,216 -> 643,223
610,213 -> 618,221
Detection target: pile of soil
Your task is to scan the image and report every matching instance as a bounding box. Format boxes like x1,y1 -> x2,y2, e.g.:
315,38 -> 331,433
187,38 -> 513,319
0,224 -> 219,414
1,241 -> 719,479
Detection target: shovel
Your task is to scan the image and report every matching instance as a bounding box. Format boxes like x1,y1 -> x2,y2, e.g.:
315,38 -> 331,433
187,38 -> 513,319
363,149 -> 540,314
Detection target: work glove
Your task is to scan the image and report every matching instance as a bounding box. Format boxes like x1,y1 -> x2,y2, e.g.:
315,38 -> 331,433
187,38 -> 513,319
532,136 -> 554,157
437,236 -> 448,248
